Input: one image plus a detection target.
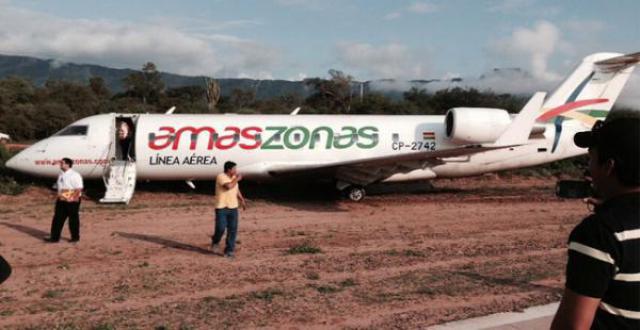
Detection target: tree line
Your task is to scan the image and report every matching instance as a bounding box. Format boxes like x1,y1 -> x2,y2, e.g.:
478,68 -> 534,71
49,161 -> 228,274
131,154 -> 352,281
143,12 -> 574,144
0,62 -> 530,141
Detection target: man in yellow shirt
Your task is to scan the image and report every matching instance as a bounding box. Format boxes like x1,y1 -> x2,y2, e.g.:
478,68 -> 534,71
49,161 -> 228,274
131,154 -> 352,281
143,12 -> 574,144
211,161 -> 246,258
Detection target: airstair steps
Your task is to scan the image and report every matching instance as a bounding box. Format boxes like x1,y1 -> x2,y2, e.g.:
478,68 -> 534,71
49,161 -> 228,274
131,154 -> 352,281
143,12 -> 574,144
100,160 -> 136,204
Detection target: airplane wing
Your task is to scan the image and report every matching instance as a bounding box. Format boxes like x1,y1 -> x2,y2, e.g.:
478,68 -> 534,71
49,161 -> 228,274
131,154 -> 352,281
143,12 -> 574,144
264,144 -> 513,186
267,144 -> 503,175
265,91 -> 545,186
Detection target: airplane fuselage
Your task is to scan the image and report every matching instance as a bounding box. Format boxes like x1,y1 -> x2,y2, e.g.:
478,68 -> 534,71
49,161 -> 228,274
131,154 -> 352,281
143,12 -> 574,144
6,113 -> 586,182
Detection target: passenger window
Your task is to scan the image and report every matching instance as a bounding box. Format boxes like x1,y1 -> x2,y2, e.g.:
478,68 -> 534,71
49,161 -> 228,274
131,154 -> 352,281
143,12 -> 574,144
55,125 -> 88,136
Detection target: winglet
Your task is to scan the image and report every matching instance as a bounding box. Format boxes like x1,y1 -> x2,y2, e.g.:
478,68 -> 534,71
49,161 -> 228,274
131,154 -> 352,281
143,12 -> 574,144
494,92 -> 546,146
165,106 -> 176,115
290,107 -> 301,115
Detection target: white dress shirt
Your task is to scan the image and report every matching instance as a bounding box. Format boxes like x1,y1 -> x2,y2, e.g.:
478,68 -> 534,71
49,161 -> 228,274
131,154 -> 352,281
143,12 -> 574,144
57,169 -> 84,192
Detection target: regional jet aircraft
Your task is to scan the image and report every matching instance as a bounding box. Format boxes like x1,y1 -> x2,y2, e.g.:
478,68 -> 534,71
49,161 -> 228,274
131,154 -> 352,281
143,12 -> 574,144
6,52 -> 640,203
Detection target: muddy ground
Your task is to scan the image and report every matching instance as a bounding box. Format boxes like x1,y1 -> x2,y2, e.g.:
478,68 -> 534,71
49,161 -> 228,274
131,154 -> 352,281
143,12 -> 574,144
0,175 -> 588,329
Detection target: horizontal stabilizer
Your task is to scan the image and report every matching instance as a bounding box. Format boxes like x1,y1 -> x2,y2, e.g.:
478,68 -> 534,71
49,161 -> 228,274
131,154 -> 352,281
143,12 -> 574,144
495,92 -> 546,146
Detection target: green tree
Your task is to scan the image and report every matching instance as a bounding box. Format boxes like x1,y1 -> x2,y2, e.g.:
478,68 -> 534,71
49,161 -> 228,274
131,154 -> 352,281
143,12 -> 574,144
160,86 -> 208,114
31,102 -> 75,138
123,62 -> 165,104
279,92 -> 304,110
403,87 -> 437,114
428,87 -> 525,114
166,85 -> 206,103
0,106 -> 35,140
351,93 -> 397,114
304,69 -> 354,113
89,76 -> 112,99
228,88 -> 256,111
0,76 -> 35,106
41,80 -> 99,118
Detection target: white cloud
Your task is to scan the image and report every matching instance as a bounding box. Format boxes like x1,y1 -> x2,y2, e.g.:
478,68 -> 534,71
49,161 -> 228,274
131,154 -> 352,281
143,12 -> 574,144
441,72 -> 462,80
384,12 -> 402,20
286,72 -> 308,81
488,20 -> 561,81
369,60 -> 639,111
0,3 -> 281,78
335,42 -> 430,79
275,0 -> 312,5
564,19 -> 606,34
384,1 -> 438,20
487,0 -> 534,13
408,2 -> 438,14
175,19 -> 263,33
556,19 -> 609,63
273,0 -> 349,10
487,0 -> 560,16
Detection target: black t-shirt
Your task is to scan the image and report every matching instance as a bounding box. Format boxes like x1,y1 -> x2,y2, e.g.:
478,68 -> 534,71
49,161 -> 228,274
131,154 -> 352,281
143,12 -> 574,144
566,193 -> 640,329
0,255 -> 10,284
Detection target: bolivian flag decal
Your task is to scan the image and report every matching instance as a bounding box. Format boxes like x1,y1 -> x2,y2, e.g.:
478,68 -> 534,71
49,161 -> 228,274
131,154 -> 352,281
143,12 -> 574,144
422,131 -> 435,140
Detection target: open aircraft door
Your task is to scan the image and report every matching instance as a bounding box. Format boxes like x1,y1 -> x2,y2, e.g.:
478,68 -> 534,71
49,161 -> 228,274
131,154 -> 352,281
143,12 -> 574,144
100,114 -> 138,204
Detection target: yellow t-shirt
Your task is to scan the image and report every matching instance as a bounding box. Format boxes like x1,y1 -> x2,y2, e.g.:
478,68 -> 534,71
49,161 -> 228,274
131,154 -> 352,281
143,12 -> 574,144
214,173 -> 239,209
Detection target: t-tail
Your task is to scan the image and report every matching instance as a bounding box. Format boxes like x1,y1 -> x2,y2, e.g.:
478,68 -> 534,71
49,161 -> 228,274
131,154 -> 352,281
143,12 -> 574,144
536,52 -> 640,152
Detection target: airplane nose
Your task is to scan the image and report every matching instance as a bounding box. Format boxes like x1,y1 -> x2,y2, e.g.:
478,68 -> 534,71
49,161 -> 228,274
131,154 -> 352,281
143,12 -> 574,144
4,149 -> 34,174
5,154 -> 21,171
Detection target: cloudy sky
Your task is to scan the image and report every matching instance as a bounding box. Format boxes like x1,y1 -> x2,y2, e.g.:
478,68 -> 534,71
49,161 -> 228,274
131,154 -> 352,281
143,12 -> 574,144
0,0 -> 638,104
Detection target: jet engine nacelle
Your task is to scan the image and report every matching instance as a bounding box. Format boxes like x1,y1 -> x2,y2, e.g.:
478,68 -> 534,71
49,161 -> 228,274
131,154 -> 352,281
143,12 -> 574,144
445,107 -> 512,144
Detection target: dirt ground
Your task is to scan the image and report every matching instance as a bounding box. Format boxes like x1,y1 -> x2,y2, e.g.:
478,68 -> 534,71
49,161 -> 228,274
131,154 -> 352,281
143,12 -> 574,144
0,175 -> 589,329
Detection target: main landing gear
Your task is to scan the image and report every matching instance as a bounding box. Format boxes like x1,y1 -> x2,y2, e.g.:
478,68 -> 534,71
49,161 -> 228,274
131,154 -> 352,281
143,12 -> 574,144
344,185 -> 366,202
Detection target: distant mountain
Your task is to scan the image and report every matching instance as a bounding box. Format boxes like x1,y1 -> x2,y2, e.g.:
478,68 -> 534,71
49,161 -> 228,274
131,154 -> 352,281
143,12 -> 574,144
0,54 -> 313,100
1,54 -> 528,101
478,67 -> 532,80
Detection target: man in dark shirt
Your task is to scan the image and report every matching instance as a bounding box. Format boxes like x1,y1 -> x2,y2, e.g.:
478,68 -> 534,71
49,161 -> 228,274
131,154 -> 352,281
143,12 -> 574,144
552,113 -> 640,329
0,255 -> 10,284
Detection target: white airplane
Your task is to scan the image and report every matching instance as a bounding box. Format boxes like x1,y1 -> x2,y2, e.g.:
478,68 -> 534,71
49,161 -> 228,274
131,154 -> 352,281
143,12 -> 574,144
6,52 -> 640,203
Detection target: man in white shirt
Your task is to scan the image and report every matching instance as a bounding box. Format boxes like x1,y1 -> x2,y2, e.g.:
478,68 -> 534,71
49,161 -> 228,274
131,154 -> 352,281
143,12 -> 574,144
45,158 -> 83,243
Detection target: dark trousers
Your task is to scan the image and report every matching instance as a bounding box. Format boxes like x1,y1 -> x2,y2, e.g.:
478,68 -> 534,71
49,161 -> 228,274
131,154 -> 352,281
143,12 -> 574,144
212,208 -> 238,254
50,200 -> 81,241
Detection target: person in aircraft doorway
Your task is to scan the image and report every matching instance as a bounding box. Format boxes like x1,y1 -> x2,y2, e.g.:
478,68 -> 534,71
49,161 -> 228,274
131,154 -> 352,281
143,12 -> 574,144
116,120 -> 134,161
211,161 -> 247,258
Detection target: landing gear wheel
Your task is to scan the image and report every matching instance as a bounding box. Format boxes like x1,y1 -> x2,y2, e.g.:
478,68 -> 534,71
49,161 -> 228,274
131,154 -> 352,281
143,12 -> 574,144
345,186 -> 366,202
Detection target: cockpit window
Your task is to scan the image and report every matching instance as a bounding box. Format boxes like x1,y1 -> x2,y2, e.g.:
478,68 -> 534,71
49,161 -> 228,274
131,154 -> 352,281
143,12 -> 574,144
55,125 -> 88,136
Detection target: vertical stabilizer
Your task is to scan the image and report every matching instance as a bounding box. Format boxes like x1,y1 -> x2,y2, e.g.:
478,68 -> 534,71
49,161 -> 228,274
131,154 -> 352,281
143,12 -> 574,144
540,52 -> 640,125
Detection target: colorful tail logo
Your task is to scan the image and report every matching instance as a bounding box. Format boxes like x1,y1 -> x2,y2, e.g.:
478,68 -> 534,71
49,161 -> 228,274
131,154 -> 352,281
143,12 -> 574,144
537,98 -> 608,153
537,67 -> 610,152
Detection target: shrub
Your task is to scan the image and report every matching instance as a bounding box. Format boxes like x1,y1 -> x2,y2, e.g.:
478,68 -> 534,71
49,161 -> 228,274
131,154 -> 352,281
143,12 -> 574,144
287,242 -> 322,255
